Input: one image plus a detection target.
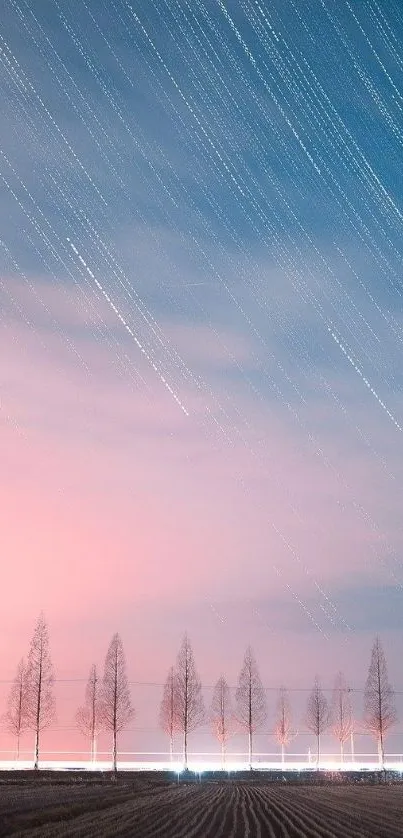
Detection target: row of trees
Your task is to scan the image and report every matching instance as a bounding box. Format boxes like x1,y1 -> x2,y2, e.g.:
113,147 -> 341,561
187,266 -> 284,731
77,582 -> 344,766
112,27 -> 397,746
3,615 -> 133,771
159,637 -> 397,769
2,617 -> 398,771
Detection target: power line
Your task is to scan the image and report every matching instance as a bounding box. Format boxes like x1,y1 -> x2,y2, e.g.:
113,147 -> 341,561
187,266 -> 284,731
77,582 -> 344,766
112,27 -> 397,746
2,678 -> 403,694
1,678 -> 403,694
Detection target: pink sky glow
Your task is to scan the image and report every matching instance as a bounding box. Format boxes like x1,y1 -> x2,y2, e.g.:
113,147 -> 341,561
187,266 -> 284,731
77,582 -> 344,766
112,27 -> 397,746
1,279 -> 402,761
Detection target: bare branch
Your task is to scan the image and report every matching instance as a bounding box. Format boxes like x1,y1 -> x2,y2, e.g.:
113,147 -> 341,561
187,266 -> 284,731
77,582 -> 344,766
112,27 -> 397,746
210,675 -> 233,767
305,676 -> 330,767
331,672 -> 353,761
2,658 -> 27,759
76,664 -> 102,761
363,636 -> 397,767
173,634 -> 204,768
159,666 -> 180,760
24,613 -> 56,769
100,633 -> 134,772
235,646 -> 267,768
274,686 -> 295,763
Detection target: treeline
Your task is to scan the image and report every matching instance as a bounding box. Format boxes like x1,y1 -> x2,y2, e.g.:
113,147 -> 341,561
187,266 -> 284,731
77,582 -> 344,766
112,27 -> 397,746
2,615 -> 398,771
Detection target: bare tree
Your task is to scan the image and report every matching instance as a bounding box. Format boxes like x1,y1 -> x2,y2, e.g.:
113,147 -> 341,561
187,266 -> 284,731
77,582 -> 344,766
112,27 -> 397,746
2,658 -> 27,760
274,686 -> 294,765
24,614 -> 55,769
363,636 -> 397,767
331,671 -> 353,763
159,665 -> 179,761
76,664 -> 102,763
174,634 -> 205,769
235,646 -> 267,769
305,676 -> 330,767
210,675 -> 233,768
100,633 -> 134,773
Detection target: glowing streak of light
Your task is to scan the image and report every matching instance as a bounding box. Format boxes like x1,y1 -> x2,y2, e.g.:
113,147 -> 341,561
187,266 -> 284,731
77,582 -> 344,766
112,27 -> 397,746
67,239 -> 189,416
329,328 -> 403,433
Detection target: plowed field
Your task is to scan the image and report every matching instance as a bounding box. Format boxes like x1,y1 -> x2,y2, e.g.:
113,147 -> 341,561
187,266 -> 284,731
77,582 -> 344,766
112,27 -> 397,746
0,776 -> 402,837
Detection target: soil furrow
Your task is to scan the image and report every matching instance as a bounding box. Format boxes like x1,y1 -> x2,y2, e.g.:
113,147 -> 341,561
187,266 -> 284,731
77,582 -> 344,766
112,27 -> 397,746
179,786 -> 226,838
253,787 -> 299,838
227,785 -> 241,838
269,789 -> 362,838
141,786 -> 217,838
99,786 -> 201,838
134,787 -> 202,838
255,786 -> 330,838
243,785 -> 263,838
8,786 -> 186,838
291,787 -> 403,836
240,786 -> 251,838
206,785 -> 237,838
324,787 -> 403,823
248,788 -> 285,838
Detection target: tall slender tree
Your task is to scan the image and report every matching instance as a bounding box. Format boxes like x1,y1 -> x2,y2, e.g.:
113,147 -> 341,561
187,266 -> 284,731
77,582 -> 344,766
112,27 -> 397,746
363,636 -> 397,767
173,634 -> 205,769
331,671 -> 353,763
235,646 -> 267,769
2,658 -> 27,760
159,665 -> 179,761
100,633 -> 134,773
76,664 -> 102,763
24,614 -> 55,769
274,686 -> 293,765
210,675 -> 233,768
305,676 -> 330,768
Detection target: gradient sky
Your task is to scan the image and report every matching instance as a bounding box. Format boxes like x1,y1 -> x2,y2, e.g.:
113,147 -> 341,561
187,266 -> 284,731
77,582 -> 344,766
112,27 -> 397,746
1,0 -> 403,761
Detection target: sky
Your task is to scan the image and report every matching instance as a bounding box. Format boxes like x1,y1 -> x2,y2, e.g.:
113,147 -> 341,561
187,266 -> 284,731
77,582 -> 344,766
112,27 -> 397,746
1,0 -> 403,762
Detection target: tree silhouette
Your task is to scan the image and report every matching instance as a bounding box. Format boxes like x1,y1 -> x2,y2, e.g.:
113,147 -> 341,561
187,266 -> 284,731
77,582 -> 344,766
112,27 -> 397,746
235,646 -> 267,769
363,636 -> 397,767
274,686 -> 294,765
76,664 -> 102,762
100,634 -> 134,773
24,614 -> 55,769
331,671 -> 353,763
159,665 -> 179,761
305,676 -> 330,767
210,675 -> 233,768
2,658 -> 27,760
173,634 -> 204,769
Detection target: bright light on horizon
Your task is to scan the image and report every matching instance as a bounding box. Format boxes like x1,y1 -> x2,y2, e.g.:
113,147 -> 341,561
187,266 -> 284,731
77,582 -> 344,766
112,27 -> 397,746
1,759 -> 402,773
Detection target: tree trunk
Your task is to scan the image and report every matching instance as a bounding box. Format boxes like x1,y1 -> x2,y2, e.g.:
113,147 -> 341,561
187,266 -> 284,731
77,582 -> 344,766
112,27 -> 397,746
248,728 -> 252,769
316,733 -> 320,769
34,730 -> 39,770
112,730 -> 117,773
281,743 -> 285,765
340,740 -> 344,764
169,733 -> 173,761
16,733 -> 20,762
350,731 -> 355,762
378,735 -> 384,768
184,726 -> 188,769
221,740 -> 225,770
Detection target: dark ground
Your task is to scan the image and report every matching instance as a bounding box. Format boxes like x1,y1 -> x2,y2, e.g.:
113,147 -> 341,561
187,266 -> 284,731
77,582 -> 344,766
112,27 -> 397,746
0,770 -> 401,837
